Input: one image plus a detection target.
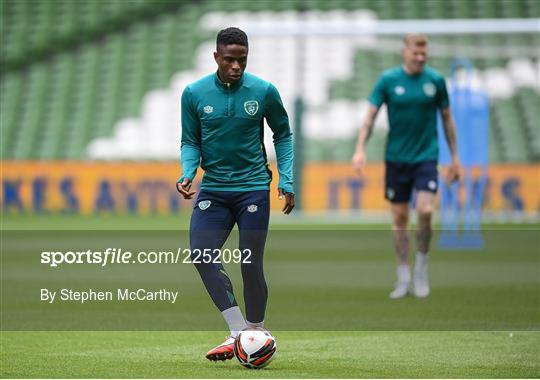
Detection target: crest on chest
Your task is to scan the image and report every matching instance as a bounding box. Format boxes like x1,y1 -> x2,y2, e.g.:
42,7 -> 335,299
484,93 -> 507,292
244,100 -> 259,116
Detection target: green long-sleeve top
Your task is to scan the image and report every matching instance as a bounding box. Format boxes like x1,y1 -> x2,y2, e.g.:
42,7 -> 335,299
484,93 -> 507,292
179,72 -> 294,193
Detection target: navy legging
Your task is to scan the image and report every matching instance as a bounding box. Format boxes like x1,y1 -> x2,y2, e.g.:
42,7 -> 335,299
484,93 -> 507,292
189,190 -> 269,323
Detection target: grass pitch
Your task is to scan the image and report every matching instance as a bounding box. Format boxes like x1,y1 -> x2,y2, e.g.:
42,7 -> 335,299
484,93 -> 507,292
2,331 -> 539,378
1,213 -> 539,378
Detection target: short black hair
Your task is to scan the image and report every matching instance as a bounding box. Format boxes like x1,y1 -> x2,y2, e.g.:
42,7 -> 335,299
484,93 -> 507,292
216,27 -> 248,49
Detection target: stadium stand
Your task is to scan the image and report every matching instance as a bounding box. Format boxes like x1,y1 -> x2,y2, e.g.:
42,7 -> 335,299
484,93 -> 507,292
1,0 -> 538,162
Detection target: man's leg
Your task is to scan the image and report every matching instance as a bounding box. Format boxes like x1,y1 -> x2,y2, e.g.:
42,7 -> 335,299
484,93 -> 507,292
413,190 -> 436,298
190,191 -> 246,360
385,161 -> 414,299
411,160 -> 439,298
234,191 -> 270,328
389,202 -> 411,299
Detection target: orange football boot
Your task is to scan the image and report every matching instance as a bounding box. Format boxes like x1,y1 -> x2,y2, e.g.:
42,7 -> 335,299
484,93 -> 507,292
205,336 -> 235,361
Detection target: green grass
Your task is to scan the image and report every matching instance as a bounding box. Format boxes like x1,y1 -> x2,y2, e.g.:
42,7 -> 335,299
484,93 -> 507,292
1,214 -> 192,230
2,331 -> 539,378
1,214 -> 539,378
2,213 -> 537,230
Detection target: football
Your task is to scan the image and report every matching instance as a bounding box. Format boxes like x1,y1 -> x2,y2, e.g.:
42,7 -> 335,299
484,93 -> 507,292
233,329 -> 277,369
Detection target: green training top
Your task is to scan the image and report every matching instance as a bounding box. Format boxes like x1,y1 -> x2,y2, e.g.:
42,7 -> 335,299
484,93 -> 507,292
369,65 -> 449,163
180,72 -> 294,193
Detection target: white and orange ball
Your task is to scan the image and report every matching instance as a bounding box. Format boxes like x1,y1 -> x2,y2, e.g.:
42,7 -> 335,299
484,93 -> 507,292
233,329 -> 276,369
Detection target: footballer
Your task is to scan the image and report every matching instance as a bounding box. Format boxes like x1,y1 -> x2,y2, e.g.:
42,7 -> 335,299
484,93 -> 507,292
177,27 -> 294,360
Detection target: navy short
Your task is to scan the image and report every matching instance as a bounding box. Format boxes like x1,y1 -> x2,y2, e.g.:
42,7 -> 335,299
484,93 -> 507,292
191,189 -> 270,233
189,190 -> 270,321
384,160 -> 438,203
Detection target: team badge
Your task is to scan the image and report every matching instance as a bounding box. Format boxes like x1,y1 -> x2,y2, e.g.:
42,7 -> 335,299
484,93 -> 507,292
386,188 -> 395,200
423,83 -> 436,97
247,204 -> 258,213
198,200 -> 211,210
394,86 -> 405,95
203,105 -> 213,114
428,180 -> 437,190
244,101 -> 259,116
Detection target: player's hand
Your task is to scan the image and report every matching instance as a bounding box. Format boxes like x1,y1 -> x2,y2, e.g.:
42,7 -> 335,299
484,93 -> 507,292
352,150 -> 366,176
278,189 -> 295,215
445,161 -> 461,184
176,178 -> 196,199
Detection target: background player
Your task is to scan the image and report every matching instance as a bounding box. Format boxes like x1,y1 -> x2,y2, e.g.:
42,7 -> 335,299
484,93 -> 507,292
176,27 -> 294,360
352,33 -> 461,299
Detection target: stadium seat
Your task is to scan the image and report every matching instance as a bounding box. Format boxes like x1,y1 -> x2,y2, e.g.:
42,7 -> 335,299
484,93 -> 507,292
1,0 -> 538,163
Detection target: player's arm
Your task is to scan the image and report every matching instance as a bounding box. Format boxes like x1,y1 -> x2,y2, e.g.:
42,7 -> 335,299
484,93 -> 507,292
352,75 -> 385,175
436,75 -> 461,184
440,107 -> 461,183
177,87 -> 201,199
265,83 -> 294,214
352,73 -> 385,176
352,104 -> 380,176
